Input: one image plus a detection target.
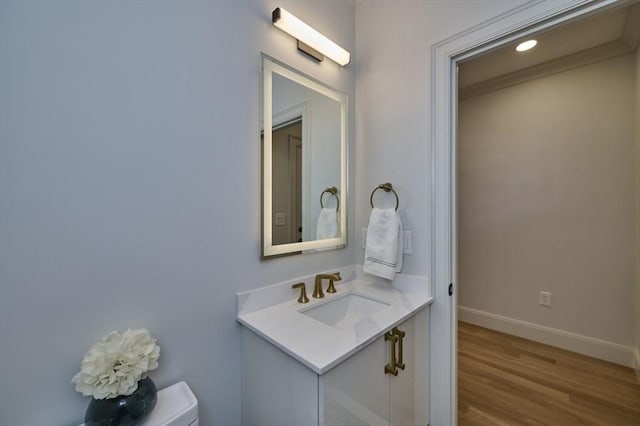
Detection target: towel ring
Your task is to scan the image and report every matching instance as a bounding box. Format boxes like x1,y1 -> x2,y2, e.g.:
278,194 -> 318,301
320,187 -> 339,211
370,182 -> 399,211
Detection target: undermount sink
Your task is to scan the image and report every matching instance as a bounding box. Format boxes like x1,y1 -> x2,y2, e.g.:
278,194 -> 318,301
300,293 -> 390,328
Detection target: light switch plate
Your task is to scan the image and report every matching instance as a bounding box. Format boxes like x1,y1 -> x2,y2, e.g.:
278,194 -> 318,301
274,213 -> 286,226
362,228 -> 367,249
403,231 -> 413,255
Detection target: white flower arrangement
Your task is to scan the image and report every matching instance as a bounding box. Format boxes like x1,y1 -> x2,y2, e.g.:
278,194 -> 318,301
72,328 -> 160,400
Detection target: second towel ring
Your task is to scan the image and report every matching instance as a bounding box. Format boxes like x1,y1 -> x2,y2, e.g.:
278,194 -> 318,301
320,187 -> 339,211
370,182 -> 399,211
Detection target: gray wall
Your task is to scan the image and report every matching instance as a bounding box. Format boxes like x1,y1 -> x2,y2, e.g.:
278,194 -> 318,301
0,1 -> 355,425
354,0 -> 529,275
458,54 -> 637,347
0,0 -> 578,424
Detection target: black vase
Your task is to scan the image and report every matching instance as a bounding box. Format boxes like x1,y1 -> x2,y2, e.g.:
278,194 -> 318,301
84,377 -> 157,426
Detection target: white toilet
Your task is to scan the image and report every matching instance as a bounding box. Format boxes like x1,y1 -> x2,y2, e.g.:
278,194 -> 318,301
80,381 -> 199,426
141,382 -> 198,426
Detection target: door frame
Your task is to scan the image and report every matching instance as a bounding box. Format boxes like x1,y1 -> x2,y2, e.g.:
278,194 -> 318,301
428,0 -> 624,424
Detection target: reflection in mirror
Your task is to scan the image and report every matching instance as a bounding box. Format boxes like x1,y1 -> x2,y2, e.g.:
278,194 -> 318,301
271,118 -> 303,245
262,54 -> 347,258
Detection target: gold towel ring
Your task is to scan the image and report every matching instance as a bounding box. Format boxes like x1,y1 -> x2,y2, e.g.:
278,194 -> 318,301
320,187 -> 339,211
370,182 -> 399,211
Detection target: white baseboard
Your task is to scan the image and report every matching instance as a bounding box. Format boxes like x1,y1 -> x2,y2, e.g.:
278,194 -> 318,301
633,349 -> 640,382
458,306 -> 635,368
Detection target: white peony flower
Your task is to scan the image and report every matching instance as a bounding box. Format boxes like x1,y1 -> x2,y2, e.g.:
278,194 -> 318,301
72,328 -> 160,399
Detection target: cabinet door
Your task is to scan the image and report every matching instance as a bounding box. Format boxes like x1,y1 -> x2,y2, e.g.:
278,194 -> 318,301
321,336 -> 390,426
242,329 -> 319,426
390,308 -> 429,426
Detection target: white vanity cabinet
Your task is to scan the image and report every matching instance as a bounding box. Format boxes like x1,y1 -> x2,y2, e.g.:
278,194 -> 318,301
241,308 -> 429,426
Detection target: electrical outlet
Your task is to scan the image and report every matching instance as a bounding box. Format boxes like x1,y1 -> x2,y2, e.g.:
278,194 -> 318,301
539,291 -> 551,307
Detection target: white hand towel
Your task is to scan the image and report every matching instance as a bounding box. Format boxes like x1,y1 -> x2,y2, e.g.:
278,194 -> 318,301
364,208 -> 403,280
316,208 -> 339,240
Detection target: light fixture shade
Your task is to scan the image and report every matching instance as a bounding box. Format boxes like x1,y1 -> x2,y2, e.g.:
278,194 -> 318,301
272,7 -> 351,66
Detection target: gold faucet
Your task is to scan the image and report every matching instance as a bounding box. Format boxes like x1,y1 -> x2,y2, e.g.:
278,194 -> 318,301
313,272 -> 342,298
292,282 -> 309,304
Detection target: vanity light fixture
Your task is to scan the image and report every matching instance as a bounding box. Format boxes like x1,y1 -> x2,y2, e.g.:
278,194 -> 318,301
516,39 -> 538,52
272,7 -> 351,66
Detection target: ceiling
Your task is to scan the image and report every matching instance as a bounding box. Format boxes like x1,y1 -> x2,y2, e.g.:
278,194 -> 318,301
458,2 -> 640,89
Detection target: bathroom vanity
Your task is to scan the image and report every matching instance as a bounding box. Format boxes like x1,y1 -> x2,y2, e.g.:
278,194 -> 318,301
237,267 -> 433,426
251,52 -> 432,424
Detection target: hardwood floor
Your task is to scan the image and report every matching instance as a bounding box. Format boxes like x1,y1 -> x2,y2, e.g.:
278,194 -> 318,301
458,321 -> 640,425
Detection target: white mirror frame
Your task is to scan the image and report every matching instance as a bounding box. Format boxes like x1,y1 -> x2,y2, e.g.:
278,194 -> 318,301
262,55 -> 348,258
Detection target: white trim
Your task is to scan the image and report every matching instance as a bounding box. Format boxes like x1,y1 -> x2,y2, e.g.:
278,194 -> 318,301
633,349 -> 640,383
622,3 -> 640,50
430,1 -> 623,425
459,39 -> 632,99
272,101 -> 308,130
458,306 -> 635,367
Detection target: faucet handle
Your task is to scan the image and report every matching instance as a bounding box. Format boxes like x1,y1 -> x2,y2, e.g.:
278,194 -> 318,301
326,272 -> 342,294
292,282 -> 309,304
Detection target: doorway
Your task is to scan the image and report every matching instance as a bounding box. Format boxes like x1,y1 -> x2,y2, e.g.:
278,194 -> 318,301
429,1 -> 640,425
271,119 -> 303,245
456,4 -> 640,424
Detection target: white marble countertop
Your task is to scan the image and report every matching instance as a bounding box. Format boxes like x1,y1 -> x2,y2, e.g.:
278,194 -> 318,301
237,266 -> 433,375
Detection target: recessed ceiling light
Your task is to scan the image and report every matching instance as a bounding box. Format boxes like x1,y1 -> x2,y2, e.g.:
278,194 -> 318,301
516,39 -> 537,52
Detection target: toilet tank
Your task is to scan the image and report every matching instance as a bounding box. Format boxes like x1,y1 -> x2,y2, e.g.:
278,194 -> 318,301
142,381 -> 198,426
79,381 -> 198,426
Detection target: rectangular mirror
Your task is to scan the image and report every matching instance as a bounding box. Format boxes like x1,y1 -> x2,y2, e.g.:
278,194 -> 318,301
261,54 -> 347,258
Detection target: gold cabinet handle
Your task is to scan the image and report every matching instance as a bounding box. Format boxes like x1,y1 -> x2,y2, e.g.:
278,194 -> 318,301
292,282 -> 309,304
392,327 -> 406,371
384,331 -> 399,376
